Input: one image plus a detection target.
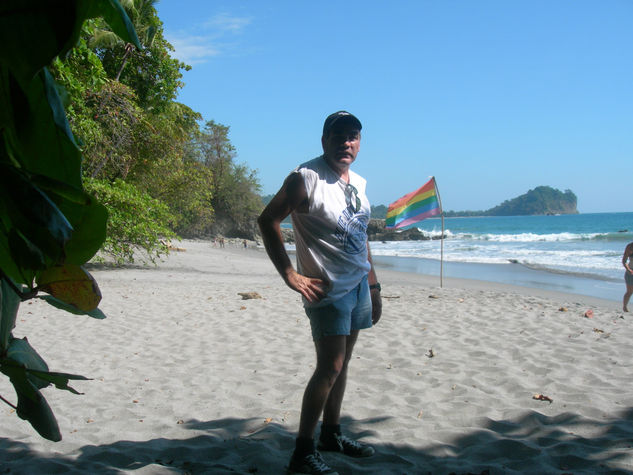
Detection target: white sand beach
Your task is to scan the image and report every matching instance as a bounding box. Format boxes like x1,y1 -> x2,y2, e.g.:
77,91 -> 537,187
1,240 -> 631,474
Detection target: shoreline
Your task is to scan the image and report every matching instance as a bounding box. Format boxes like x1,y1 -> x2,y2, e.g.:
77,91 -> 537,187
1,239 -> 631,474
370,254 -> 623,306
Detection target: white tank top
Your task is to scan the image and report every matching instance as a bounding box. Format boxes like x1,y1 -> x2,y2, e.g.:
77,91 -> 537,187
291,156 -> 371,307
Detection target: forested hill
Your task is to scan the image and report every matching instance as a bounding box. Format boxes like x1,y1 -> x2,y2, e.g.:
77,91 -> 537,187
444,186 -> 578,217
369,186 -> 578,218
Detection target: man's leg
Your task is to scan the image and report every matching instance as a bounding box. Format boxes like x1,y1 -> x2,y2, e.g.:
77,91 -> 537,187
322,331 -> 359,425
297,335 -> 348,440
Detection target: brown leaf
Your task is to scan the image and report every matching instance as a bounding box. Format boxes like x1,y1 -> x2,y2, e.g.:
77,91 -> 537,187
37,264 -> 101,311
238,292 -> 262,300
532,394 -> 553,403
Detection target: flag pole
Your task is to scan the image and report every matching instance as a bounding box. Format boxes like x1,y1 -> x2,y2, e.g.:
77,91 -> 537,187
432,177 -> 445,288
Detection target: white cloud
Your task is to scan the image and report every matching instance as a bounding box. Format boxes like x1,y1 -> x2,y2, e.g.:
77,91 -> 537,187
169,35 -> 220,65
204,13 -> 252,34
166,13 -> 253,65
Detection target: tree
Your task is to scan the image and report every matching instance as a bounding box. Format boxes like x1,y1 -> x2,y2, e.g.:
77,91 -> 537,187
196,121 -> 262,237
0,0 -> 139,441
95,0 -> 189,112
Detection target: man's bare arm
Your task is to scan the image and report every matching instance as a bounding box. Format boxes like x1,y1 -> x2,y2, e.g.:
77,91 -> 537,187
257,173 -> 326,303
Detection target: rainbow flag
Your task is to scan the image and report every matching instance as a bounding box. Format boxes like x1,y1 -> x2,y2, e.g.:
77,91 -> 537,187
385,177 -> 442,229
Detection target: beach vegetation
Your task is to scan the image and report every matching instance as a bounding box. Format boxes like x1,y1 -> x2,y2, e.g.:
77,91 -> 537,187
84,178 -> 175,264
0,0 -> 138,441
49,1 -> 261,246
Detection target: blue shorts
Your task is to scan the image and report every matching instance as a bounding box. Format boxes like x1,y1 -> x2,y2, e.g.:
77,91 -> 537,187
305,275 -> 373,341
626,271 -> 633,286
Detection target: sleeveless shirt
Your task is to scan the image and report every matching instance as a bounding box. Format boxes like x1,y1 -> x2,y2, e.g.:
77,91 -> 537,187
290,156 -> 371,307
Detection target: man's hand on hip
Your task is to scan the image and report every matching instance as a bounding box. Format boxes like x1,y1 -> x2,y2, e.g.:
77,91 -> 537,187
286,270 -> 327,303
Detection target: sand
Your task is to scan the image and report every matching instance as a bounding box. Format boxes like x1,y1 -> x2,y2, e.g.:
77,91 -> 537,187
1,240 -> 632,474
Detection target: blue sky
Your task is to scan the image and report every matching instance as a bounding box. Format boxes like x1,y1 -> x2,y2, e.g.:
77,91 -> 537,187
156,1 -> 632,213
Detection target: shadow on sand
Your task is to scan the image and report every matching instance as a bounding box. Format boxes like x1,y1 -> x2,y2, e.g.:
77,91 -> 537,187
2,409 -> 633,474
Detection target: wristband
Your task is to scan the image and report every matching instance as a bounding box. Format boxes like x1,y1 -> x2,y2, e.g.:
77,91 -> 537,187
369,283 -> 381,292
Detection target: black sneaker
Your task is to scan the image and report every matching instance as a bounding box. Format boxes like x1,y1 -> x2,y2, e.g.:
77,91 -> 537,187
318,433 -> 375,458
288,451 -> 338,475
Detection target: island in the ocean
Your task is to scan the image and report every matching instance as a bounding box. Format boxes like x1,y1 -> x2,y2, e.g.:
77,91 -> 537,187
367,186 -> 578,241
371,186 -> 578,219
445,185 -> 578,217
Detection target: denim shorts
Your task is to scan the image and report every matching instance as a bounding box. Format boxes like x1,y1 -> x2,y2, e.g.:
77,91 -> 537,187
305,275 -> 372,341
626,271 -> 633,286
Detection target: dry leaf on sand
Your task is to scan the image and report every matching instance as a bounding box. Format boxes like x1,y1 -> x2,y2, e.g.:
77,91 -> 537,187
533,394 -> 553,403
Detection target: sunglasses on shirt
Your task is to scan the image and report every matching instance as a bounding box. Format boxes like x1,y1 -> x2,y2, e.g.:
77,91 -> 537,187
345,183 -> 361,213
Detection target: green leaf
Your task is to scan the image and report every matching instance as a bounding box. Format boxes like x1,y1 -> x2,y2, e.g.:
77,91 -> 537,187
0,164 -> 72,264
14,377 -> 61,442
6,337 -> 49,389
38,295 -> 106,320
5,69 -> 83,188
0,220 -> 37,286
78,0 -> 141,50
0,1 -> 79,81
0,279 -> 20,352
31,175 -> 108,265
64,199 -> 108,265
23,368 -> 89,395
0,1 -> 138,82
36,265 -> 102,312
8,229 -> 47,272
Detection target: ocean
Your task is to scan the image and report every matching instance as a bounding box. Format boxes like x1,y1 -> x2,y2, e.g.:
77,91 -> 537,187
368,212 -> 632,302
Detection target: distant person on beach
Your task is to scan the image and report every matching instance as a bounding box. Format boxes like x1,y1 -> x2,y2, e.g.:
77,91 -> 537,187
623,242 -> 633,312
258,111 -> 382,475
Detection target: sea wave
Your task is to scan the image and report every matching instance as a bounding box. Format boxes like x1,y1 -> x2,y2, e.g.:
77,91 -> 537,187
509,261 -> 621,282
433,230 -> 633,243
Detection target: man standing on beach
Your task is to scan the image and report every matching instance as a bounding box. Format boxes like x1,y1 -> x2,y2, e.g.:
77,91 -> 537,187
623,242 -> 633,312
258,111 -> 382,475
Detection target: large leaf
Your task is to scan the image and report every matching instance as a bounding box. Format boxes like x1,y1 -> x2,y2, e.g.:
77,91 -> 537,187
0,219 -> 37,286
0,358 -> 61,441
0,164 -> 72,265
36,265 -> 101,312
5,337 -> 49,389
62,198 -> 108,265
15,382 -> 62,442
4,69 -> 82,188
0,1 -> 79,82
0,1 -> 139,82
38,295 -> 107,320
8,229 -> 47,273
23,368 -> 90,395
0,279 -> 20,352
35,178 -> 109,265
78,0 -> 141,50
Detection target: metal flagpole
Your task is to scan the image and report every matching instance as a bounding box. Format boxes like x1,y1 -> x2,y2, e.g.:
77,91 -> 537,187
432,177 -> 445,288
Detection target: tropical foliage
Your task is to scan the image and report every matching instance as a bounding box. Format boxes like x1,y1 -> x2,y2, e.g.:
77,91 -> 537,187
0,0 -> 139,441
52,1 -> 262,245
1,0 -> 263,442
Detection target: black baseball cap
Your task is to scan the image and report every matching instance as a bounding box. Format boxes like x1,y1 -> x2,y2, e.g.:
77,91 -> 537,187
322,111 -> 362,137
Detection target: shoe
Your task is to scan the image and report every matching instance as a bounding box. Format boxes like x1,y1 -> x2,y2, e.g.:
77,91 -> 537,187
318,433 -> 375,458
287,451 -> 338,475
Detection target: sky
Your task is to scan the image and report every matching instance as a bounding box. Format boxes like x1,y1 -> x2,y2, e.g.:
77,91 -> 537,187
155,0 -> 632,213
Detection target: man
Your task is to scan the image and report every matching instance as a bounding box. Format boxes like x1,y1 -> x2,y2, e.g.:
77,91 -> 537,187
258,111 -> 382,475
623,241 -> 633,312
